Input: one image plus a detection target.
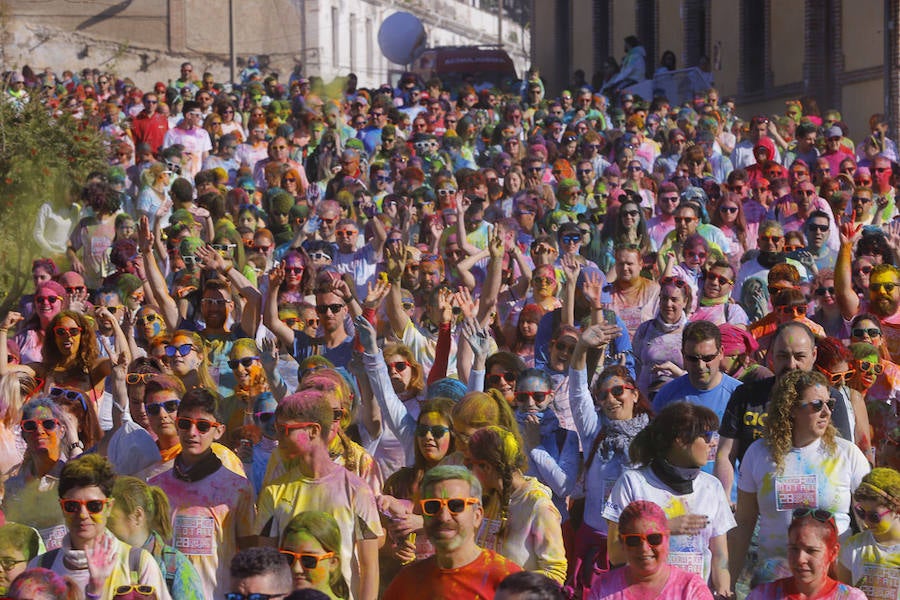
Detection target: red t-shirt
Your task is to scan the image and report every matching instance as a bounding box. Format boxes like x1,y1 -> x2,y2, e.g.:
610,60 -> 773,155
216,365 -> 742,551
384,548 -> 522,599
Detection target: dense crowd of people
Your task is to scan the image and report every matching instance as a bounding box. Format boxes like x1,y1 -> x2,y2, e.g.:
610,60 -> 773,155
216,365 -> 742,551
3,47 -> 900,600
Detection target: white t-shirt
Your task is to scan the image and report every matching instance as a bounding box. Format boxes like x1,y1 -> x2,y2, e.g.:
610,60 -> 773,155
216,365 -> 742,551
839,529 -> 900,599
602,467 -> 736,580
738,436 -> 870,583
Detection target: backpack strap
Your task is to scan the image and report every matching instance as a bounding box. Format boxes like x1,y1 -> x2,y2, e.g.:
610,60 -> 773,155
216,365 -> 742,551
128,546 -> 143,583
162,548 -> 178,585
40,548 -> 60,570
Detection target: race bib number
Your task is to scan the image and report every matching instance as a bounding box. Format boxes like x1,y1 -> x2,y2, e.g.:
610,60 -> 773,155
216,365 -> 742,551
668,551 -> 704,576
90,235 -> 112,260
706,432 -> 719,463
603,478 -> 618,502
40,524 -> 67,551
174,514 -> 215,556
859,563 -> 900,599
477,517 -> 503,553
774,474 -> 818,511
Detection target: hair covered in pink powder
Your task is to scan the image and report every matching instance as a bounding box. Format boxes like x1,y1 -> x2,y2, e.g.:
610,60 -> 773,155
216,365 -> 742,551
619,500 -> 669,534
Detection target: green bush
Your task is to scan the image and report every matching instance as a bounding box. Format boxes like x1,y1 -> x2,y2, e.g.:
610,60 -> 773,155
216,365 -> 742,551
0,94 -> 108,312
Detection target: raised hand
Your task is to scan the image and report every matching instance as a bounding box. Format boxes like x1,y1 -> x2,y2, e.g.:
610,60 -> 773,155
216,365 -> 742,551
488,226 -> 504,260
99,334 -> 128,384
1,311 -> 24,331
268,262 -> 285,289
840,210 -> 863,245
260,337 -> 278,372
452,286 -> 477,321
561,253 -> 581,286
196,244 -> 228,272
582,269 -> 604,308
461,317 -> 492,359
137,215 -> 154,253
355,315 -> 379,354
384,242 -> 407,283
579,323 -> 621,348
437,287 -> 454,324
85,532 -> 117,592
364,278 -> 391,310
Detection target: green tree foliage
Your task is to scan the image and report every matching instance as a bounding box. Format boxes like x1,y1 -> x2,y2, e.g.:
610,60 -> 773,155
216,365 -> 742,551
0,95 -> 108,312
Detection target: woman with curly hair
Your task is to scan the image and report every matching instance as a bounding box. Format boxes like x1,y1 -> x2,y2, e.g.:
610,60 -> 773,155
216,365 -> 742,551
465,425 -> 567,584
603,402 -> 734,598
2,309 -> 128,432
729,369 -> 871,587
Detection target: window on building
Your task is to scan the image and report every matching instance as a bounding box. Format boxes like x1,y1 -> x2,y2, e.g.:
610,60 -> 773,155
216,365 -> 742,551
635,0 -> 657,79
740,0 -> 766,94
684,0 -> 709,69
593,0 -> 612,89
350,13 -> 357,71
332,7 -> 340,68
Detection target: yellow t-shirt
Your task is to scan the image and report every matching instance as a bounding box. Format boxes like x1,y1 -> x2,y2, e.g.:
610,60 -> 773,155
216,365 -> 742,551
256,465 -> 384,600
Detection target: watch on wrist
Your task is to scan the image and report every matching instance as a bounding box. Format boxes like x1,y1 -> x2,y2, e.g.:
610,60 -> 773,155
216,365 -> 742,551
69,440 -> 84,452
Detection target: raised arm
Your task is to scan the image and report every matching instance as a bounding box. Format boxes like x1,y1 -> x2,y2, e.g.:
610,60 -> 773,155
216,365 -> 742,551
476,227 -> 504,323
137,216 -> 179,329
383,243 -> 411,338
196,244 -> 263,335
262,264 -> 296,348
835,218 -> 862,320
454,248 -> 489,292
560,254 -> 581,326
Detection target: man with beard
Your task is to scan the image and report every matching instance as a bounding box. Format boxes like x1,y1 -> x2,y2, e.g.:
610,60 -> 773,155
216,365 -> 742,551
714,322 -> 853,499
384,466 -> 521,598
837,236 -> 900,360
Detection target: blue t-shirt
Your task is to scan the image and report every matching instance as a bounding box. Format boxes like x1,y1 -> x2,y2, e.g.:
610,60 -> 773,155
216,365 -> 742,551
292,330 -> 354,369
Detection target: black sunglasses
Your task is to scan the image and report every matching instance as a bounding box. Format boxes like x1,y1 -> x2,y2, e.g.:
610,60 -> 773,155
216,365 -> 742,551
146,399 -> 180,416
415,424 -> 450,438
227,356 -> 259,369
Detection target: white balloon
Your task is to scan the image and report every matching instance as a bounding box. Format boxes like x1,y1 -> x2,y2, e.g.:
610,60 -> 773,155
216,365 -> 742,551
378,11 -> 427,65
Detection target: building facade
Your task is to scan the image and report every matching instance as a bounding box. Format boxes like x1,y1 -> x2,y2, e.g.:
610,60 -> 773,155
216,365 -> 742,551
533,0 -> 896,141
3,0 -> 530,89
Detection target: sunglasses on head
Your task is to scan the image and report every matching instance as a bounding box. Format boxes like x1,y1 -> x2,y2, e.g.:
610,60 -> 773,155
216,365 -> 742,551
279,549 -> 334,570
854,504 -> 893,525
415,424 -> 450,438
228,356 -> 259,369
420,497 -> 479,516
48,387 -> 87,412
21,418 -> 59,433
165,343 -> 197,357
660,276 -> 688,289
60,498 -> 110,514
851,327 -> 881,338
176,416 -> 221,433
620,532 -> 666,547
792,507 -> 834,523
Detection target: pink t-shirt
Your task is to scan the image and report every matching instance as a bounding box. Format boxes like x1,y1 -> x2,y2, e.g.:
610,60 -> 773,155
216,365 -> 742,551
587,565 -> 714,600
